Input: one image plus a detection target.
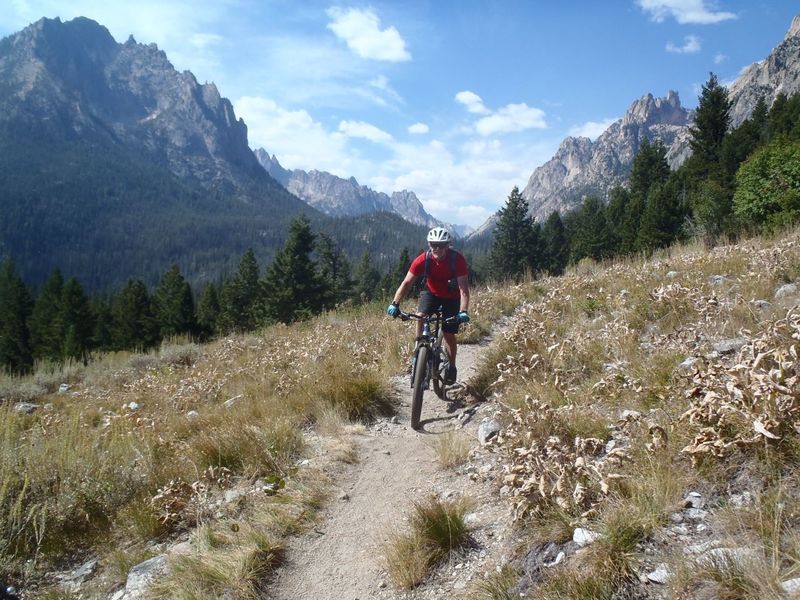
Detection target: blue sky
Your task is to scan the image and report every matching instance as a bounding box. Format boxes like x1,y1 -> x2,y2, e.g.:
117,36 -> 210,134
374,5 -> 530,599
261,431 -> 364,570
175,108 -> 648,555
2,1 -> 798,228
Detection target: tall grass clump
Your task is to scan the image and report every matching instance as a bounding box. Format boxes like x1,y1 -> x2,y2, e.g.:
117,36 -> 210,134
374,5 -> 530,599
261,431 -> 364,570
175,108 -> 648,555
385,496 -> 472,589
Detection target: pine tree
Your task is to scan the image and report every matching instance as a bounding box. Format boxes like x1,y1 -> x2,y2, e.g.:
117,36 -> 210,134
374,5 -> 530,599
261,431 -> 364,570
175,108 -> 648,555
541,211 -> 569,275
490,186 -> 536,280
0,258 -> 34,374
59,278 -> 94,364
28,269 -> 65,362
112,279 -> 158,351
217,249 -> 261,333
317,233 -> 354,307
689,72 -> 732,176
153,264 -> 196,339
90,296 -> 114,352
353,250 -> 381,303
569,196 -> 614,262
261,215 -> 328,323
615,139 -> 671,253
196,283 -> 220,339
636,182 -> 683,251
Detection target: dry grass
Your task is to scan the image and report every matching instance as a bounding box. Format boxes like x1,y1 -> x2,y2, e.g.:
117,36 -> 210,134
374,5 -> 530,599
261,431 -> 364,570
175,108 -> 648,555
385,495 -> 473,589
471,226 -> 800,597
0,302 -> 409,592
430,430 -> 472,469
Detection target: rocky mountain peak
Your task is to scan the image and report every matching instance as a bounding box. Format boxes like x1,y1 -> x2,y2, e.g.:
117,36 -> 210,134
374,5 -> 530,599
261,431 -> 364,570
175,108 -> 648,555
727,13 -> 800,128
789,15 -> 800,38
254,149 -> 460,231
514,90 -> 691,224
622,90 -> 686,127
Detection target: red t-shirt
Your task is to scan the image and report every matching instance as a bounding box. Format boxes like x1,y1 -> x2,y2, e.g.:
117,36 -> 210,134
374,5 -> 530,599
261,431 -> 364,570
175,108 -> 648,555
409,249 -> 469,299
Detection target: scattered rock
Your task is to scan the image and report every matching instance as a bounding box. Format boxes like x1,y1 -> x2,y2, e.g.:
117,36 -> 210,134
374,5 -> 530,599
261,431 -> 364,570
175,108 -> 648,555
782,577 -> 800,594
729,491 -> 753,508
478,418 -> 501,444
775,283 -> 798,298
338,492 -> 350,501
666,271 -> 679,279
58,383 -> 71,394
677,356 -> 699,374
113,554 -> 168,599
647,563 -> 670,584
186,410 -> 199,419
14,402 -> 39,414
127,401 -> 140,411
669,512 -> 684,524
751,299 -> 771,310
573,528 -> 601,546
685,508 -> 709,521
684,492 -> 704,509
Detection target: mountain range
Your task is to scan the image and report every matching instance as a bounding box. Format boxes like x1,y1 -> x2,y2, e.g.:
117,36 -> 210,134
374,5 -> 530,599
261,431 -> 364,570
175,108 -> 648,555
0,17 -> 429,291
2,14 -> 799,288
472,14 -> 800,236
253,149 -> 471,238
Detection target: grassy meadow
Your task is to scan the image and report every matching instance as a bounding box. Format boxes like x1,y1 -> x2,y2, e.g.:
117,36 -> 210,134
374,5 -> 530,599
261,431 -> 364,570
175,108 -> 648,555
3,226 -> 800,598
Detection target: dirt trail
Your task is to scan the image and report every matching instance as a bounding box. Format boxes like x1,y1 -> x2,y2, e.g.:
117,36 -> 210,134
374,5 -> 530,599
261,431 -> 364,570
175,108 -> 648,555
268,340 -> 511,600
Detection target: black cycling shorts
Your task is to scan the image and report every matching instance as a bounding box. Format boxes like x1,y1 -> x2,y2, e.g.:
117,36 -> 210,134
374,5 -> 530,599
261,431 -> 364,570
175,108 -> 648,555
418,290 -> 460,334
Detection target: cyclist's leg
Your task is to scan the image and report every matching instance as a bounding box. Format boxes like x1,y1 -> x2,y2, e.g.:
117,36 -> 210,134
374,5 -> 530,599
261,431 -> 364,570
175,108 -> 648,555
440,297 -> 460,383
416,290 -> 438,338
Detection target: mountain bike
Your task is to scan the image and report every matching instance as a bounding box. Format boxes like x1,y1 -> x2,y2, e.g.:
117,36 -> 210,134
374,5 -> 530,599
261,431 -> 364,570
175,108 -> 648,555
398,309 -> 456,430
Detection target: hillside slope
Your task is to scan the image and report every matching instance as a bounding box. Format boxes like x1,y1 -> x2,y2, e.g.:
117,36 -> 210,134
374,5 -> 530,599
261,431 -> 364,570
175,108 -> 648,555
7,227 -> 800,599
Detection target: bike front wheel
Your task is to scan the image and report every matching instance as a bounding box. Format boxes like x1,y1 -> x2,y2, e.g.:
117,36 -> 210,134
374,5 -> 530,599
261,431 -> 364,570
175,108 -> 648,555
411,345 -> 428,430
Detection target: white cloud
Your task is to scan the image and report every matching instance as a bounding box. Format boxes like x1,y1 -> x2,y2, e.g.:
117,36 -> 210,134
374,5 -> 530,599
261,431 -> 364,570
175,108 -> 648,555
326,7 -> 411,62
666,34 -> 702,53
475,103 -> 547,136
568,118 -> 618,140
338,120 -> 394,144
408,122 -> 429,134
235,95 -> 357,175
714,52 -> 728,64
189,32 -> 223,49
455,90 -> 490,114
636,0 -> 736,25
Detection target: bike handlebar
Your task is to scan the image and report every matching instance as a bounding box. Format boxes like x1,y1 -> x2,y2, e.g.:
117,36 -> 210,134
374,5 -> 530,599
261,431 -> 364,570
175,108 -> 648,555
396,309 -> 458,324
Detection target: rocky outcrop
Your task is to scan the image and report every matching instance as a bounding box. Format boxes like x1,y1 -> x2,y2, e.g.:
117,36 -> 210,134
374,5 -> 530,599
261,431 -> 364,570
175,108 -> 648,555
727,14 -> 800,128
519,91 -> 692,224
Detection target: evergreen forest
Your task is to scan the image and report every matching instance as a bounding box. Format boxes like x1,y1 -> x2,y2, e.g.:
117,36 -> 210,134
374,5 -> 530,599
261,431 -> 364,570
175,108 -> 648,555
485,77 -> 800,281
2,76 -> 800,375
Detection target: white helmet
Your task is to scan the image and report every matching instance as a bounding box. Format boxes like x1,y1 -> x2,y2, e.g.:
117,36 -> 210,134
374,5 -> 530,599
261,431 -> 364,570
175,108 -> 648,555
427,227 -> 451,244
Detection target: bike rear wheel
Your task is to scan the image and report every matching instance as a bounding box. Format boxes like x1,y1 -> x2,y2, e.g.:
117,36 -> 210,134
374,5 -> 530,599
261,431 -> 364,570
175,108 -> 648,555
432,329 -> 446,399
432,349 -> 446,400
411,345 -> 428,430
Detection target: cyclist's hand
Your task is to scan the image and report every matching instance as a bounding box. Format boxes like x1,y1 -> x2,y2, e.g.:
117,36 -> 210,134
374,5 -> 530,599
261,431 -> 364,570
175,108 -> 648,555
457,311 -> 470,324
387,303 -> 400,318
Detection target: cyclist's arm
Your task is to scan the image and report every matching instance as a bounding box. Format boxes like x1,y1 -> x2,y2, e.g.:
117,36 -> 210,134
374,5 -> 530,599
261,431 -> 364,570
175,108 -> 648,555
391,271 -> 418,305
457,275 -> 470,312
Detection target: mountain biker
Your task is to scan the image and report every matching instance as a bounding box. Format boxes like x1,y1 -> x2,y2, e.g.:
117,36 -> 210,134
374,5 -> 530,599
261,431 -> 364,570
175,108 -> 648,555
387,227 -> 470,384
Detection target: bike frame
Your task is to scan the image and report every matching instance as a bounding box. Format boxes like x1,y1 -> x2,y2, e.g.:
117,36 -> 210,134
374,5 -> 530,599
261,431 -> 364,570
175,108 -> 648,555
398,308 -> 453,429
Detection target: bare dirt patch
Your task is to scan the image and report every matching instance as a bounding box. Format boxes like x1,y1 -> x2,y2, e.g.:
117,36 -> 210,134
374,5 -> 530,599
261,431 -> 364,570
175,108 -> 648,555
267,339 -> 516,599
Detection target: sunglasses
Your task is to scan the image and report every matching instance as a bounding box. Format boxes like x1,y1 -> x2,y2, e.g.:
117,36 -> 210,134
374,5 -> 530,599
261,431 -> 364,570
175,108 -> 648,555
429,243 -> 448,249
